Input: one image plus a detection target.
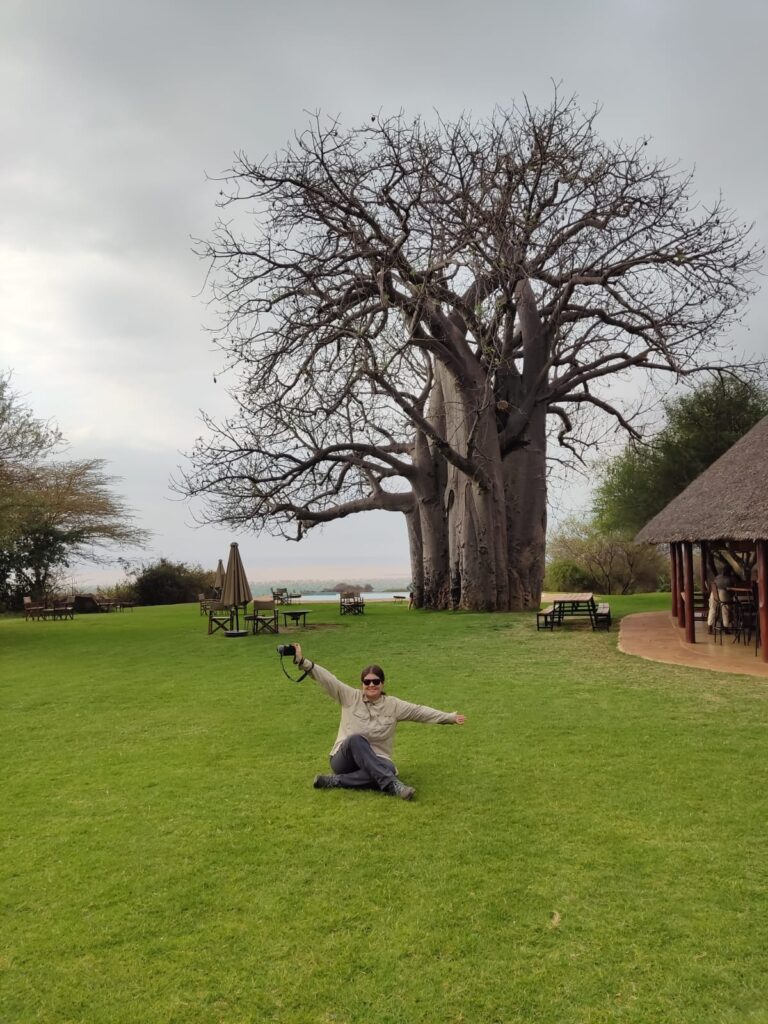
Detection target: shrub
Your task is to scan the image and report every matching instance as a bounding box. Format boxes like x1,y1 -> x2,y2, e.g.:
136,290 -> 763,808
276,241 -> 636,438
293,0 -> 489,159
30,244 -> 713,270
124,558 -> 214,606
544,559 -> 595,592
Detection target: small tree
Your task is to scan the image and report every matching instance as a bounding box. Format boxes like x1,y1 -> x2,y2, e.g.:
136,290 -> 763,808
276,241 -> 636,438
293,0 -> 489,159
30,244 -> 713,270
547,517 -> 665,594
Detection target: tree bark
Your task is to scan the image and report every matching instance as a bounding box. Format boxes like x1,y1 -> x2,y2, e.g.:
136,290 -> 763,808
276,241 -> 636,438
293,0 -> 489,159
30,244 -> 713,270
500,281 -> 548,610
502,404 -> 548,610
433,363 -> 511,611
410,381 -> 451,609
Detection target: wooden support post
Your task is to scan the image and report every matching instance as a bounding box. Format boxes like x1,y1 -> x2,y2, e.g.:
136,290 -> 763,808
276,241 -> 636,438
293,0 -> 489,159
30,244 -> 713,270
682,541 -> 695,644
757,539 -> 768,664
675,543 -> 686,627
700,541 -> 709,596
670,544 -> 679,620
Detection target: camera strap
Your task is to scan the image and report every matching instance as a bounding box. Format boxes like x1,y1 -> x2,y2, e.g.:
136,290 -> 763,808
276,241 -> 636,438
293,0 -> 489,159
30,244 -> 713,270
279,656 -> 311,684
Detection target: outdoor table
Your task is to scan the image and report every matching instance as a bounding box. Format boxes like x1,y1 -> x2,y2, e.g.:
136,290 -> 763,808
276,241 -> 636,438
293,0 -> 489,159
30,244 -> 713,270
282,609 -> 310,628
393,595 -> 407,604
551,593 -> 594,623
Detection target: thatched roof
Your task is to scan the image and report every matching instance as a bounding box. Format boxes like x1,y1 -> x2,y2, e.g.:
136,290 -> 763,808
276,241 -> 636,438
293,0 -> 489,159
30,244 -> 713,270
635,414 -> 768,544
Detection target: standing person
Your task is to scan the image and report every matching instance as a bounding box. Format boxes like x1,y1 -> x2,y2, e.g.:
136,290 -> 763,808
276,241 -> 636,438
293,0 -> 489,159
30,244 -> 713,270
707,564 -> 737,630
291,643 -> 466,801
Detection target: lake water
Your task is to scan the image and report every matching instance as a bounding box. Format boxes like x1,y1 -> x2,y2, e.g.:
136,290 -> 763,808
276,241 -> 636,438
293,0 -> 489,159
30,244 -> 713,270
262,591 -> 409,603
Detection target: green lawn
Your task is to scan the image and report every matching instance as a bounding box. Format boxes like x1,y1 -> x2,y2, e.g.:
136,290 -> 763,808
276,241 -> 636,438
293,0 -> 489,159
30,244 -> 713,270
2,596 -> 768,1024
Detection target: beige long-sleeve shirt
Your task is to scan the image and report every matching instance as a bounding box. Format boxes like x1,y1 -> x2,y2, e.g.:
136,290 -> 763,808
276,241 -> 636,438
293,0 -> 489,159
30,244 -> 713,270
300,659 -> 458,761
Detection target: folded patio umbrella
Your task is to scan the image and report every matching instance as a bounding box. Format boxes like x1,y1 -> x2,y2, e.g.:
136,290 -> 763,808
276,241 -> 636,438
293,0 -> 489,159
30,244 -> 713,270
213,559 -> 225,595
220,542 -> 251,632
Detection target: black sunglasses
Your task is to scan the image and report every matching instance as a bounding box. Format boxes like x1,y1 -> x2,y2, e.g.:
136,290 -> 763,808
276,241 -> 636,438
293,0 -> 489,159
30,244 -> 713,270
362,678 -> 382,685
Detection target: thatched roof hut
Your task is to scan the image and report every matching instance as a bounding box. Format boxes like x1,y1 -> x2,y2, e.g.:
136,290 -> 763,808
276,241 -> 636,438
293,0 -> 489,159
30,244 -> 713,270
633,414 -> 768,661
635,414 -> 768,544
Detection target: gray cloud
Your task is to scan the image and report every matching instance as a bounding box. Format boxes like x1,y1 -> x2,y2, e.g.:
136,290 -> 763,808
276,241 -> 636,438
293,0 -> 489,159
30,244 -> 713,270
2,0 -> 766,583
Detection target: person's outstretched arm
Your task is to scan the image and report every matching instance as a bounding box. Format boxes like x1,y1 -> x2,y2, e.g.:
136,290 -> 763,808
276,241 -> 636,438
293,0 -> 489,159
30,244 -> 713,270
292,643 -> 358,706
393,697 -> 466,725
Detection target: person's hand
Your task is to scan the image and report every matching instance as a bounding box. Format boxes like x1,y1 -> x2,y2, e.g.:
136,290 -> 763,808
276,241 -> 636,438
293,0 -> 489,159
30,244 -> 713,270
454,714 -> 466,724
293,642 -> 302,665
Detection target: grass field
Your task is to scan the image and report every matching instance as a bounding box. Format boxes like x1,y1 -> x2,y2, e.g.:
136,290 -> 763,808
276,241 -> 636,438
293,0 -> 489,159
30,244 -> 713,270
2,596 -> 768,1023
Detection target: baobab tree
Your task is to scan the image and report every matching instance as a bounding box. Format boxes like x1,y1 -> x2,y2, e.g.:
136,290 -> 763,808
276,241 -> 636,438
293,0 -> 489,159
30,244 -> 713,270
181,93 -> 763,610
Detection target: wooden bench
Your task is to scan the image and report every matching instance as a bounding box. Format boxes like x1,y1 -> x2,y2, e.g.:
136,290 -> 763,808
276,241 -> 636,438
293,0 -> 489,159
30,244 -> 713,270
591,601 -> 612,631
45,601 -> 75,621
537,605 -> 556,631
23,596 -> 47,621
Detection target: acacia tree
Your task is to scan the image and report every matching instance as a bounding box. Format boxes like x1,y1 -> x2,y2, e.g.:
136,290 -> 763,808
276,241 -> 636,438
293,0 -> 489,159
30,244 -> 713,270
181,94 -> 763,610
2,458 -> 149,603
1,375 -> 148,605
0,371 -> 62,541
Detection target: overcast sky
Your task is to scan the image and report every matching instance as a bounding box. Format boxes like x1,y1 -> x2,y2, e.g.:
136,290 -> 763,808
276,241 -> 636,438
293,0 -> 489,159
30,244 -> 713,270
2,0 -> 767,587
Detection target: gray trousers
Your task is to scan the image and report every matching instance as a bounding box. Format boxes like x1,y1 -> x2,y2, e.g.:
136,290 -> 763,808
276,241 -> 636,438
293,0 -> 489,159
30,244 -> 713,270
329,734 -> 397,791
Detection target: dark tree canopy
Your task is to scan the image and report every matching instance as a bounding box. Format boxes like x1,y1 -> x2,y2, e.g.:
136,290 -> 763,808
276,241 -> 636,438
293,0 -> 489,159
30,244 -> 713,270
593,376 -> 768,537
180,94 -> 763,610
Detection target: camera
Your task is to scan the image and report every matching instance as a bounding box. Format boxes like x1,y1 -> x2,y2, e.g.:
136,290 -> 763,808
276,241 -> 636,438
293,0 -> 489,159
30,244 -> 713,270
277,644 -> 296,657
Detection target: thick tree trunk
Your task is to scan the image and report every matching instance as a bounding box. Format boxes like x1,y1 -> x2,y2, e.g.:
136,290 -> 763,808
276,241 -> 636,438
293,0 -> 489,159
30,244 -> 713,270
502,404 -> 547,610
405,429 -> 545,612
434,363 -> 510,611
409,385 -> 451,609
404,507 -> 424,607
406,279 -> 550,613
498,278 -> 550,611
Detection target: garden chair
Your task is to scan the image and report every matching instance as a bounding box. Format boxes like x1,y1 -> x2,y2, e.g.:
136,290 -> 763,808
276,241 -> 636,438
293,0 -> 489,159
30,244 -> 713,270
207,602 -> 234,635
245,598 -> 279,635
339,591 -> 365,615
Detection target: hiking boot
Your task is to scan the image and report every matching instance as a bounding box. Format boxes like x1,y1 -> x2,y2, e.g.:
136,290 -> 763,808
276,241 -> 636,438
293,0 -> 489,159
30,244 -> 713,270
385,778 -> 415,800
313,774 -> 341,789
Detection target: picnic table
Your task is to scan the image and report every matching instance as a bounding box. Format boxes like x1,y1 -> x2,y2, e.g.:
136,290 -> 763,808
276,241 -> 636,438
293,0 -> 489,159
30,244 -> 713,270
554,592 -> 594,620
537,593 -> 611,632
